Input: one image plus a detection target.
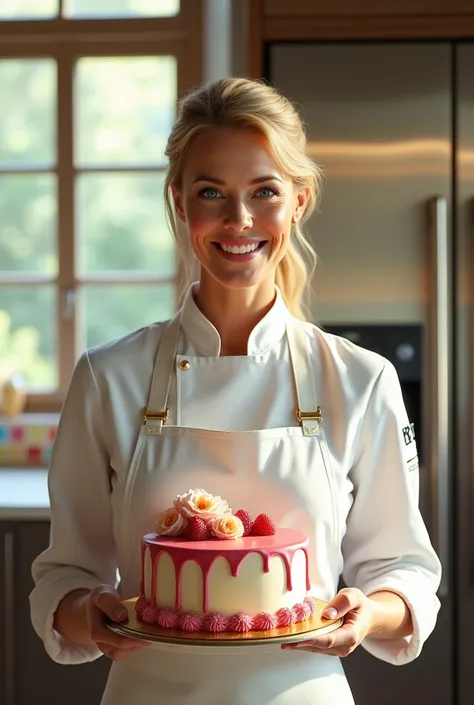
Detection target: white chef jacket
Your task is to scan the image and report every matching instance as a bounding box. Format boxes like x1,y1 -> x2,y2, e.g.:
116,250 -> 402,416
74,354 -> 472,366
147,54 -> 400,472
30,284 -> 441,695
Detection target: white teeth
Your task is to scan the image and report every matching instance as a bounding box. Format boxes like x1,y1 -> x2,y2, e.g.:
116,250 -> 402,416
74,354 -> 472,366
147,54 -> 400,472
220,242 -> 260,254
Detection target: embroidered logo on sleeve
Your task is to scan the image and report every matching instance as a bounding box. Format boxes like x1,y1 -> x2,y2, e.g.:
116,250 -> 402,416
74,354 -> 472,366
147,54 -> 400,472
402,422 -> 416,447
402,423 -> 419,473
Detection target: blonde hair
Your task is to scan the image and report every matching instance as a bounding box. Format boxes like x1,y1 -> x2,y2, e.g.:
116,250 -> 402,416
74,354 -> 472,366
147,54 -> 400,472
164,77 -> 322,319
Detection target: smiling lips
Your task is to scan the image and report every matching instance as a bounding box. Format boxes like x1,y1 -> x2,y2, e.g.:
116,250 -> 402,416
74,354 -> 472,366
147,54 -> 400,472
221,242 -> 260,254
213,239 -> 267,260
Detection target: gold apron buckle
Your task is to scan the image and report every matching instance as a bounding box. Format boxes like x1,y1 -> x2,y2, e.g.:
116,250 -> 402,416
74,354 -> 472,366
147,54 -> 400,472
296,407 -> 322,424
143,408 -> 169,424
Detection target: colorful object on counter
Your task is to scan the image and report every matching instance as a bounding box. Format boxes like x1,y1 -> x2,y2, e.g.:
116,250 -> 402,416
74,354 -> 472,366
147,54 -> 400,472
1,374 -> 26,419
137,489 -> 314,634
0,418 -> 57,466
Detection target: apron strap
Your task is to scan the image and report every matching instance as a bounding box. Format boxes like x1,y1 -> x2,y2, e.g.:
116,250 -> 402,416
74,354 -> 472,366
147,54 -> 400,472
143,302 -> 322,438
286,317 -> 322,437
143,311 -> 182,435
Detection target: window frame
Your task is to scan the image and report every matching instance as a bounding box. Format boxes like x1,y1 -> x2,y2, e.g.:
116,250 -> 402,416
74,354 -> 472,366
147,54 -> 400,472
0,2 -> 202,412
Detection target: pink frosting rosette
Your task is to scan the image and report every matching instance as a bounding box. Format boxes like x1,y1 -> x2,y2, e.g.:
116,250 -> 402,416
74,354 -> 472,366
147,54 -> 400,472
293,601 -> 311,623
202,613 -> 229,633
141,604 -> 161,624
174,489 -> 231,524
254,612 -> 278,631
179,613 -> 203,632
276,607 -> 296,627
155,506 -> 187,537
228,612 -> 253,632
157,609 -> 179,629
135,595 -> 148,617
209,514 -> 244,540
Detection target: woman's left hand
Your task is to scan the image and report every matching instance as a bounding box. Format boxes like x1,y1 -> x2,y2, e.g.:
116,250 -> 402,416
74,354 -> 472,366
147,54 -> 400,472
282,587 -> 377,657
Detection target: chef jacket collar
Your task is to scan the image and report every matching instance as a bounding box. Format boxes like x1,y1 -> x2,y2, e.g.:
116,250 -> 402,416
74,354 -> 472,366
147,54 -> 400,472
180,283 -> 289,356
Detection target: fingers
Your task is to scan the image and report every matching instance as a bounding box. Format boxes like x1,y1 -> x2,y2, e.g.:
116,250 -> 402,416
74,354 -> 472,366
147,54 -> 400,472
92,618 -> 149,651
322,587 -> 364,620
92,585 -> 128,622
98,641 -> 149,662
87,585 -> 150,657
282,624 -> 359,657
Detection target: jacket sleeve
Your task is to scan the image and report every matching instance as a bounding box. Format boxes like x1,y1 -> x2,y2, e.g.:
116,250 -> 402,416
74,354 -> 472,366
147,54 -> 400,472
341,361 -> 442,665
30,351 -> 119,664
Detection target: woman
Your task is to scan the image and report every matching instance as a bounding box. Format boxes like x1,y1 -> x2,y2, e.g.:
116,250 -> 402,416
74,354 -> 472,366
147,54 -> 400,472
30,77 -> 441,705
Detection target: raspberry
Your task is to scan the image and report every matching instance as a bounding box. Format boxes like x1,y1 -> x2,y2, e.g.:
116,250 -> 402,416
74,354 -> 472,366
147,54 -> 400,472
235,509 -> 253,536
251,513 -> 276,536
184,517 -> 211,541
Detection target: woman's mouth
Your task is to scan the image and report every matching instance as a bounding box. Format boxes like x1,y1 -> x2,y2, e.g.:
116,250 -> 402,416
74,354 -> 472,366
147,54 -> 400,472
212,240 -> 267,261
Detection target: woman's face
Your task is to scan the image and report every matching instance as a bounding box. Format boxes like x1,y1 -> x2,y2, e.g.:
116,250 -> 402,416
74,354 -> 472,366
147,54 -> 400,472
172,127 -> 307,292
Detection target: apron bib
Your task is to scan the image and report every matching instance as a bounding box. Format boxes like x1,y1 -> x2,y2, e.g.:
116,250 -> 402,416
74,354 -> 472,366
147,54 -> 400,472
102,311 -> 354,705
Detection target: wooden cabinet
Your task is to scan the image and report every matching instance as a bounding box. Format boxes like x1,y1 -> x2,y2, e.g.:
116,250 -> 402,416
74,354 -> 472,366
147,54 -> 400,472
244,0 -> 474,75
1,521 -> 110,705
264,0 -> 474,16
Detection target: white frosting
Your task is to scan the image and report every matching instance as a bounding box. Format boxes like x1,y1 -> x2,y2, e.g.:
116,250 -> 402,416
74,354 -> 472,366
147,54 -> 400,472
144,546 -> 308,616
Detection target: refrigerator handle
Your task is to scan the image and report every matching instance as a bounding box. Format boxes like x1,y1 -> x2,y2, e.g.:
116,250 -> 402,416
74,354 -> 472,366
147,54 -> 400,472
427,196 -> 450,599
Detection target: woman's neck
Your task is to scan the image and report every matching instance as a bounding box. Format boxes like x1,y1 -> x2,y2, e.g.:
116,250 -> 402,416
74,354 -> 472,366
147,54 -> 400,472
194,275 -> 276,356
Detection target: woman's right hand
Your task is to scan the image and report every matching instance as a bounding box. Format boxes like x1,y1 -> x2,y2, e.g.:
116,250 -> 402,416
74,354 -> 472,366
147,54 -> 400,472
86,585 -> 151,661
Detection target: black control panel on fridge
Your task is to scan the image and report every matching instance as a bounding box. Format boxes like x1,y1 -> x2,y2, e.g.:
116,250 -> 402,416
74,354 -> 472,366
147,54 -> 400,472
321,324 -> 423,462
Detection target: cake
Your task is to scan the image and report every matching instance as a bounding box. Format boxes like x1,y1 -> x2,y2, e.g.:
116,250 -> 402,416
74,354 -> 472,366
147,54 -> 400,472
135,489 -> 316,633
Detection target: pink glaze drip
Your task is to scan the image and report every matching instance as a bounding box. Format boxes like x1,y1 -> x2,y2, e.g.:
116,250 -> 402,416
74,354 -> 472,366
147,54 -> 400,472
140,540 -> 147,595
144,529 -> 310,613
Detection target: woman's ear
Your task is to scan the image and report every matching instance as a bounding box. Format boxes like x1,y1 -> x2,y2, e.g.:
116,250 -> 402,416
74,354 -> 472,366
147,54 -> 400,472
293,187 -> 309,223
171,184 -> 186,223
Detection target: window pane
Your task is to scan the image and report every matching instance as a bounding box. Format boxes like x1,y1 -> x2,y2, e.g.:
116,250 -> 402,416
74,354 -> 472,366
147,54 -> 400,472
75,56 -> 176,167
80,284 -> 175,349
64,0 -> 179,18
0,0 -> 58,19
0,60 -> 57,168
0,174 -> 57,275
76,172 -> 174,276
0,286 -> 57,390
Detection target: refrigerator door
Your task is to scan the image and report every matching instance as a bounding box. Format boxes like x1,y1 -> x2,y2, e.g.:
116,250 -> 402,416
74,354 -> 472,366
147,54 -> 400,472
456,42 -> 474,705
268,42 -> 453,705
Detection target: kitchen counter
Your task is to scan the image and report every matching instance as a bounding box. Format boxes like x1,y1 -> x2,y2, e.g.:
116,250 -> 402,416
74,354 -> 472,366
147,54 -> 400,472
0,468 -> 50,520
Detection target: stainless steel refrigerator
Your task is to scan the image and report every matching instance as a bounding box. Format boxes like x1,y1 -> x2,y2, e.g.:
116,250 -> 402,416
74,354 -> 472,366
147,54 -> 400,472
268,42 -> 473,705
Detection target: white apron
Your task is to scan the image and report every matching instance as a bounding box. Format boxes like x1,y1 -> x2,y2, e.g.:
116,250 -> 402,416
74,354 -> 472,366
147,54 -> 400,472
101,309 -> 355,705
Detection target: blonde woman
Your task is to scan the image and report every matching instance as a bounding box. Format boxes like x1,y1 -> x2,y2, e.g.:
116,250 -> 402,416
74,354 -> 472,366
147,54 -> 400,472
30,78 -> 441,705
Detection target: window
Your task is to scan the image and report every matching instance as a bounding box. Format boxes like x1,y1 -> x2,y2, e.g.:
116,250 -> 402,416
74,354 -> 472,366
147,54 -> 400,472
0,1 -> 202,411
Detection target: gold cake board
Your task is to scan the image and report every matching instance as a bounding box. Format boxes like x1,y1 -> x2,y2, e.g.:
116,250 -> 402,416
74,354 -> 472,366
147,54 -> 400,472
106,597 -> 344,647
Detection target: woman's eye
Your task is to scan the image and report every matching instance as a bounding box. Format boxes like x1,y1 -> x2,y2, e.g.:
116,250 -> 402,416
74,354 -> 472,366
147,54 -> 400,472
256,187 -> 278,198
200,188 -> 222,199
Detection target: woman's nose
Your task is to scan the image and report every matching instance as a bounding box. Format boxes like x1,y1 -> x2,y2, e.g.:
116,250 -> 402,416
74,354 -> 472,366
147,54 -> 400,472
223,200 -> 253,231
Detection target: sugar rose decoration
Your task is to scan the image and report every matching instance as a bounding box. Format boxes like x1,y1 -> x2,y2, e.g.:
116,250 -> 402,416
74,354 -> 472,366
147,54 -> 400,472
174,489 -> 230,523
210,514 -> 244,540
156,507 -> 187,537
155,489 -> 277,541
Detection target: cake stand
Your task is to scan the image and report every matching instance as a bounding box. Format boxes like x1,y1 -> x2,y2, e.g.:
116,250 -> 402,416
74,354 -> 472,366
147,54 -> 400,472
106,597 -> 344,647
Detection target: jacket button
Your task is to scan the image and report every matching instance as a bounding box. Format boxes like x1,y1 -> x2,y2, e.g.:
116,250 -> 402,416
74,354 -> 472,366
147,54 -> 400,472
179,360 -> 191,371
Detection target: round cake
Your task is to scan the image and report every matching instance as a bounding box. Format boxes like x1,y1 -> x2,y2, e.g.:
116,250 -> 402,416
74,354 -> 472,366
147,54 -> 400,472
135,489 -> 316,633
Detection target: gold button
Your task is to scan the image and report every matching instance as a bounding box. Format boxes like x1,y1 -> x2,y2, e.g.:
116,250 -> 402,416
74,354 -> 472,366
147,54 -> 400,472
179,360 -> 191,371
